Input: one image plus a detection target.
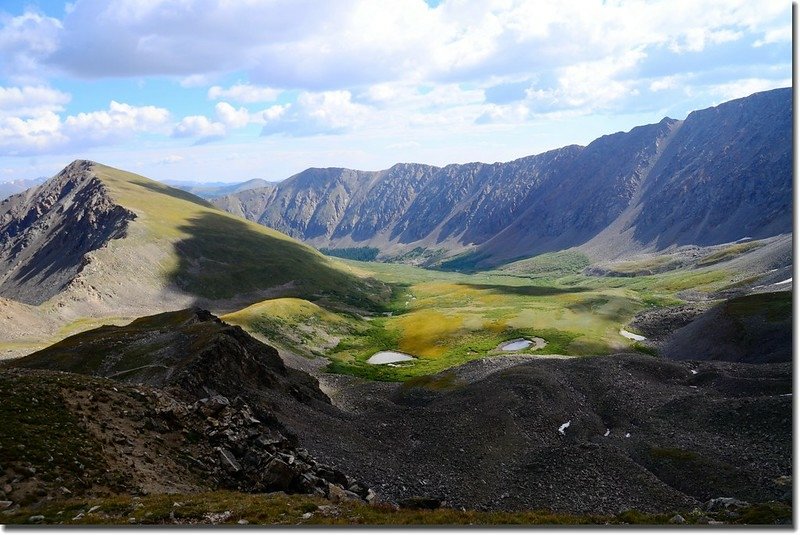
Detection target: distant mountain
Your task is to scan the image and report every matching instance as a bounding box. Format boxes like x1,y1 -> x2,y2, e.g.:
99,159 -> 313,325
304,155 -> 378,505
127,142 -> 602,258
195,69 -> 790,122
0,160 -> 388,332
167,178 -> 273,199
213,88 -> 792,268
0,177 -> 47,201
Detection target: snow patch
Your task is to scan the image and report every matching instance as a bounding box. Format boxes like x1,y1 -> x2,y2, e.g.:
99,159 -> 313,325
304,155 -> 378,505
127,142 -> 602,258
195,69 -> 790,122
774,278 -> 792,285
625,432 -> 631,438
620,328 -> 646,341
690,369 -> 698,375
558,420 -> 571,435
604,429 -> 610,437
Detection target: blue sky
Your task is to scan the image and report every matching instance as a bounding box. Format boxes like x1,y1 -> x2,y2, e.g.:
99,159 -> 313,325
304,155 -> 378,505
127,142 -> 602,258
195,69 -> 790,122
0,0 -> 792,183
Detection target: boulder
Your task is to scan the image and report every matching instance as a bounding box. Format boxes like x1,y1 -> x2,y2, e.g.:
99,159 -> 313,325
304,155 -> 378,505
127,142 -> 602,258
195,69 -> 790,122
704,497 -> 750,512
327,483 -> 361,503
262,458 -> 296,490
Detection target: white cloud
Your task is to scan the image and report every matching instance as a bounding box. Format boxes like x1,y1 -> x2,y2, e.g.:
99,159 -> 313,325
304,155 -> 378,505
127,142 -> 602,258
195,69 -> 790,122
0,85 -> 70,117
0,0 -> 790,166
208,84 -> 281,103
214,102 -> 250,129
520,49 -> 645,116
0,99 -> 170,155
707,77 -> 792,101
0,111 -> 65,154
172,115 -> 226,139
257,104 -> 289,123
649,75 -> 683,92
0,11 -> 61,83
754,26 -> 791,47
63,101 -> 169,145
2,0 -> 782,88
261,90 -> 371,136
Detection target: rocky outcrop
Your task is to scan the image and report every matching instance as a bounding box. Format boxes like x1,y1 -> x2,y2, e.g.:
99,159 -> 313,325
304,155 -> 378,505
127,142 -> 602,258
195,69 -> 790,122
0,160 -> 136,305
145,391 -> 371,500
0,367 -> 373,509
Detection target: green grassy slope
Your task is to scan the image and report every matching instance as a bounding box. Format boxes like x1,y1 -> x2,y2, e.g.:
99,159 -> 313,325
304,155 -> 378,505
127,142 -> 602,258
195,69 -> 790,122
91,163 -> 389,309
221,298 -> 365,358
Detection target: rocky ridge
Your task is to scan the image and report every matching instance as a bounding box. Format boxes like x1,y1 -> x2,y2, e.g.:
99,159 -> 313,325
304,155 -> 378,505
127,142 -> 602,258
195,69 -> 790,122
0,160 -> 136,305
214,88 -> 791,267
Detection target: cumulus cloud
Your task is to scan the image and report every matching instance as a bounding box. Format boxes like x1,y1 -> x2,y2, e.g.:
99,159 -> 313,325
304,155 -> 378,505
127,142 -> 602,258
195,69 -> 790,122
0,11 -> 61,83
0,98 -> 170,155
172,115 -> 226,140
0,0 -> 790,161
0,0 -> 786,91
0,85 -> 70,117
260,90 -> 371,136
214,102 -> 250,129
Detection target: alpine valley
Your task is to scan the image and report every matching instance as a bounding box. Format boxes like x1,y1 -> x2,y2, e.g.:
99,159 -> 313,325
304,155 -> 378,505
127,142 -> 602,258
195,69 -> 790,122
0,88 -> 792,526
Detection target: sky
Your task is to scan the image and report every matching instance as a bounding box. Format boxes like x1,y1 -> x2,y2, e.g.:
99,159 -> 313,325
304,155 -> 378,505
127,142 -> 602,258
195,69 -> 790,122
0,0 -> 792,183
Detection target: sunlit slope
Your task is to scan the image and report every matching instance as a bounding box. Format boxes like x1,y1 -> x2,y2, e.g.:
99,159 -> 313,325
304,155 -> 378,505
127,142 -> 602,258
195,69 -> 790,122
91,163 -> 388,308
222,297 -> 364,358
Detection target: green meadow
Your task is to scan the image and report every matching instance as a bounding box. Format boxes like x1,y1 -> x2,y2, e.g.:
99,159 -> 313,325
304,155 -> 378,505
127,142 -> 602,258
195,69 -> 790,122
228,252 -> 737,382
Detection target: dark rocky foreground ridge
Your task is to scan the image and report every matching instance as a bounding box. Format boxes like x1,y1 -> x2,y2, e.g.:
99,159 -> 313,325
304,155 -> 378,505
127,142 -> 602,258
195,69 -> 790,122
3,309 -> 374,507
3,308 -> 791,517
213,88 -> 791,267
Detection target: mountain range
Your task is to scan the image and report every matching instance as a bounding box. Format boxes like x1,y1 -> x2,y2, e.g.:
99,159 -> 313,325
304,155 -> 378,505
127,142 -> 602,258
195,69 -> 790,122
165,178 -> 273,200
211,88 -> 792,268
0,177 -> 47,202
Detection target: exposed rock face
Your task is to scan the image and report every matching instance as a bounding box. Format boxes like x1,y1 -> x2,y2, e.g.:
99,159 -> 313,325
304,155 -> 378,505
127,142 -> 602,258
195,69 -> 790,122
0,160 -> 136,305
214,88 -> 791,266
629,88 -> 791,249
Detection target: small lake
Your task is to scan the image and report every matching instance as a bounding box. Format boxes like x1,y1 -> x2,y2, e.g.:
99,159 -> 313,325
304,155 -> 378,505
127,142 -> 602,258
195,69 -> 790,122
501,339 -> 533,351
367,351 -> 416,365
497,337 -> 547,352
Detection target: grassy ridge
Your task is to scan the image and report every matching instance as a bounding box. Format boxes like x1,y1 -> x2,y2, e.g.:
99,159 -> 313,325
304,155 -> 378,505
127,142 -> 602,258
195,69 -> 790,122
92,163 -> 389,309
